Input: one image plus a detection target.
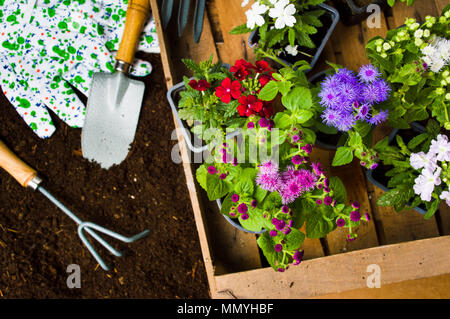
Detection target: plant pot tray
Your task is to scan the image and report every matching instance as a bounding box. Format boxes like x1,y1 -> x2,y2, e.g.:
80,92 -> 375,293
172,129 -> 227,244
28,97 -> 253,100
150,0 -> 450,298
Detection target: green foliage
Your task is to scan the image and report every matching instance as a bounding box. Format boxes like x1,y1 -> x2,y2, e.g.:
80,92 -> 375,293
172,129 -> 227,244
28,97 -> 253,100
365,8 -> 450,129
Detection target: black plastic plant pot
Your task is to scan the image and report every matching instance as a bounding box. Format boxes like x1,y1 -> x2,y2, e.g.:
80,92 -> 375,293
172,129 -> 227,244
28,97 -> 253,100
248,3 -> 339,73
216,199 -> 266,234
331,0 -> 388,26
365,122 -> 427,215
308,69 -> 343,150
166,79 -> 240,154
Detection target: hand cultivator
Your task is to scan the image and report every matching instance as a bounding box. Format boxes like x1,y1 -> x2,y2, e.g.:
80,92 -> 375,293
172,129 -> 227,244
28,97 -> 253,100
0,140 -> 150,271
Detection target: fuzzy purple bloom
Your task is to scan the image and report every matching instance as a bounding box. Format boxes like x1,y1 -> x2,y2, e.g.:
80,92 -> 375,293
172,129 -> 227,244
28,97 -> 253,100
282,205 -> 290,214
311,162 -> 324,176
337,218 -> 346,227
365,212 -> 371,222
237,203 -> 248,214
275,244 -> 283,253
251,200 -> 258,208
259,118 -> 269,128
270,230 -> 278,237
207,166 -> 216,175
358,64 -> 381,83
369,110 -> 388,125
350,210 -> 361,222
241,213 -> 249,220
316,199 -> 322,205
324,196 -> 333,205
292,134 -> 300,143
231,194 -> 240,203
219,173 -> 227,180
247,121 -> 255,129
301,144 -> 313,154
293,250 -> 304,265
292,155 -> 303,165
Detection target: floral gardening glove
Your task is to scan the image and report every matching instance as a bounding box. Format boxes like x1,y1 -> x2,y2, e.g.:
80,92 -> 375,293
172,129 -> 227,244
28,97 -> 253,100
0,0 -> 160,138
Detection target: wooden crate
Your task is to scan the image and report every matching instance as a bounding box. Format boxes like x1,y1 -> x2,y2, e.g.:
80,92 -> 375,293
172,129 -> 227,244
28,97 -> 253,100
149,0 -> 450,298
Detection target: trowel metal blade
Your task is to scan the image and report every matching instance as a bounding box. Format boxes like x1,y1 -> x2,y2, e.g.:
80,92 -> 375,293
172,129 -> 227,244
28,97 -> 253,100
81,72 -> 145,169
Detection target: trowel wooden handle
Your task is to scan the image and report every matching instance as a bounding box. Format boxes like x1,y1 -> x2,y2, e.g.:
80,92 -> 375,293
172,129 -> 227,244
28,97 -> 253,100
0,140 -> 37,188
116,0 -> 151,66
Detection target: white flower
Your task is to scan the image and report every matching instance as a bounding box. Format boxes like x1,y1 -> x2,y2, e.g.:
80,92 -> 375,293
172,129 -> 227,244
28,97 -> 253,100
269,0 -> 296,29
429,134 -> 450,161
424,29 -> 431,37
409,22 -> 420,30
421,37 -> 450,73
413,167 -> 442,202
415,38 -> 423,47
285,44 -> 298,56
245,2 -> 269,29
414,29 -> 423,38
241,0 -> 250,7
440,190 -> 450,206
383,42 -> 391,51
410,151 -> 438,171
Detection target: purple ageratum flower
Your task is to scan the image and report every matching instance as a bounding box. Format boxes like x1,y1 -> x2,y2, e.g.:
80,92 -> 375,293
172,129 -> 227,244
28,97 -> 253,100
369,110 -> 388,125
259,160 -> 279,175
219,173 -> 227,180
281,205 -> 290,214
231,194 -> 240,203
270,230 -> 278,237
247,121 -> 255,129
350,210 -> 361,222
297,169 -> 317,190
337,218 -> 346,227
318,85 -> 340,108
372,79 -> 391,103
347,234 -> 357,242
259,118 -> 270,128
352,201 -> 360,209
277,268 -> 285,273
241,213 -> 249,220
207,166 -> 216,174
364,212 -> 371,222
321,74 -> 341,89
335,68 -> 359,85
311,162 -> 324,176
274,244 -> 283,253
301,144 -> 313,155
292,134 -> 300,143
356,103 -> 371,121
237,203 -> 248,214
324,196 -> 333,205
283,227 -> 292,235
358,64 -> 381,83
321,108 -> 342,127
370,163 -> 379,170
256,172 -> 280,192
251,200 -> 258,208
316,199 -> 322,205
335,113 -> 356,132
293,250 -> 304,265
292,155 -> 303,165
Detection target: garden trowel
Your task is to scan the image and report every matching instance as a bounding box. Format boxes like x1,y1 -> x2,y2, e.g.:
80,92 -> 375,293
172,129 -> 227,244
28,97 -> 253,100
82,0 -> 151,169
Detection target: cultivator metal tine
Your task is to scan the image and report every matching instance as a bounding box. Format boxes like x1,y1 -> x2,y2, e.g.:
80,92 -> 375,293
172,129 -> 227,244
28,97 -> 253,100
78,222 -> 150,271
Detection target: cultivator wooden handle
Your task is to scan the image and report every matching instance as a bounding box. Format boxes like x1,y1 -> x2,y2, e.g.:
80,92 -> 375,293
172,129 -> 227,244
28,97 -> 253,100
116,0 -> 151,67
0,140 -> 37,188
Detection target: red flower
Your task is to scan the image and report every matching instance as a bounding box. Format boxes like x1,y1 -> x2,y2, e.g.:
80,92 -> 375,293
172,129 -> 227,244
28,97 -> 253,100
259,74 -> 273,88
215,77 -> 242,103
260,105 -> 274,118
230,59 -> 254,80
254,60 -> 271,74
237,95 -> 264,117
189,79 -> 211,91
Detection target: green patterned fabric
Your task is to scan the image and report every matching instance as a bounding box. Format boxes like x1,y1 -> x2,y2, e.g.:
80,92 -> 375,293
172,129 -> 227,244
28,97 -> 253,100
0,0 -> 160,138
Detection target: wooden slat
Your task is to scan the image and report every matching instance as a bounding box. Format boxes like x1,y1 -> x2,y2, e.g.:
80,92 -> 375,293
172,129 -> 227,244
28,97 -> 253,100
436,202 -> 450,235
434,0 -> 449,13
313,274 -> 450,299
209,0 -> 256,64
214,236 -> 450,299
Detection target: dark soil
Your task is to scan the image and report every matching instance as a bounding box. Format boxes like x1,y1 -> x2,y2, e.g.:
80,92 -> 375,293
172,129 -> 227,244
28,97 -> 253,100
0,54 -> 210,298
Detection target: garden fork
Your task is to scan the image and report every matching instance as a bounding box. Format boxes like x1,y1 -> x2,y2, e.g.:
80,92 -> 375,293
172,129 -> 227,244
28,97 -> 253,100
0,139 -> 150,271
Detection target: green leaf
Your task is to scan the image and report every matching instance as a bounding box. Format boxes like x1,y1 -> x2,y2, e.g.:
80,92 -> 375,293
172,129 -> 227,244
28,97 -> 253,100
196,165 -> 208,191
332,147 -> 354,166
329,177 -> 347,204
257,233 -> 277,270
424,200 -> 439,220
239,209 -> 265,232
407,133 -> 428,150
274,112 -> 293,129
281,86 -> 312,112
254,186 -> 268,203
206,174 -> 230,201
295,110 -> 314,124
306,205 -> 336,239
258,81 -> 279,101
230,23 -> 252,34
263,191 -> 282,211
285,228 -> 305,251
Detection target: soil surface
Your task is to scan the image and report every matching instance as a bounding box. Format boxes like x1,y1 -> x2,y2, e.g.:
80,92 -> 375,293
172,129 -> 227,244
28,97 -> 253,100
0,54 -> 210,298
